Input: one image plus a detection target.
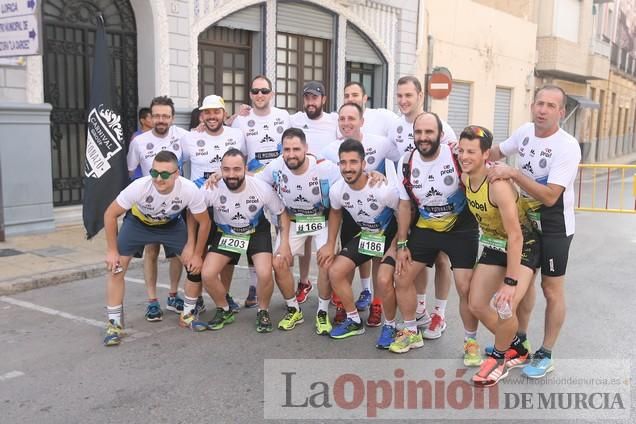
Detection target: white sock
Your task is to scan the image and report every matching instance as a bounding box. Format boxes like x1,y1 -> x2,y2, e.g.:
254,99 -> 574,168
317,297 -> 330,313
182,296 -> 197,316
434,298 -> 447,318
464,329 -> 477,341
248,266 -> 257,287
360,277 -> 372,293
346,310 -> 361,324
285,297 -> 300,311
107,305 -> 122,327
416,294 -> 427,314
384,318 -> 396,328
404,319 -> 418,332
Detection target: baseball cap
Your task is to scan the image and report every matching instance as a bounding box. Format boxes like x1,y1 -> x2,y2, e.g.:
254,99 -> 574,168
303,81 -> 325,96
199,95 -> 225,110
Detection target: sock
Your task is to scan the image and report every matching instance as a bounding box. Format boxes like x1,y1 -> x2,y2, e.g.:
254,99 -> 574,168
384,318 -> 396,328
248,266 -> 257,287
182,296 -> 197,316
317,297 -> 330,313
107,305 -> 123,327
510,336 -> 528,354
492,348 -> 505,360
346,310 -> 361,324
360,277 -> 372,292
464,329 -> 477,342
285,297 -> 300,311
404,319 -> 418,332
433,298 -> 447,318
516,331 -> 527,343
222,305 -> 230,312
148,298 -> 158,303
416,294 -> 427,314
538,346 -> 552,359
372,297 -> 382,305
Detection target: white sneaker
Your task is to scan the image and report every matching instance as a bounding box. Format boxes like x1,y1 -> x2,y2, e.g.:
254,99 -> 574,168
423,312 -> 447,339
416,311 -> 431,327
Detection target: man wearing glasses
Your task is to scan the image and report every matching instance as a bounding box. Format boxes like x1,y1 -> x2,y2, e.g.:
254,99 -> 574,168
102,151 -> 210,346
126,96 -> 190,323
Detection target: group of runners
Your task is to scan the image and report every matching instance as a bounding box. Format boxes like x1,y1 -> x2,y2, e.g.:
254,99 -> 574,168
101,75 -> 581,387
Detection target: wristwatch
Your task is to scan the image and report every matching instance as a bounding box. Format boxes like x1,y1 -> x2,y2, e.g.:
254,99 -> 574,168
503,277 -> 518,287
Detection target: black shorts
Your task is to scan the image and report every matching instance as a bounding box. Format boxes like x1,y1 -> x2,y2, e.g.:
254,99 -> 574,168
208,219 -> 273,265
478,231 -> 541,270
340,208 -> 357,246
338,217 -> 397,267
408,208 -> 479,269
538,233 -> 573,277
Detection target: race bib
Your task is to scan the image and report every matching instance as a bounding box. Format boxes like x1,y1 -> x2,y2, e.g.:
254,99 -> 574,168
527,211 -> 542,233
218,233 -> 250,255
480,234 -> 507,253
358,231 -> 385,257
295,215 -> 325,235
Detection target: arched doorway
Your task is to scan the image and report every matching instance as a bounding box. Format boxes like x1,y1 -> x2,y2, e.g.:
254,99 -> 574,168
43,0 -> 137,206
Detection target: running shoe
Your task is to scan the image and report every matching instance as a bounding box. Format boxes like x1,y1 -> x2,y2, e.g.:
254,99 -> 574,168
331,293 -> 341,306
355,289 -> 372,311
329,318 -> 365,339
334,304 -> 346,325
416,311 -> 432,328
103,320 -> 122,346
244,285 -> 258,308
389,329 -> 424,353
226,293 -> 241,313
315,310 -> 332,335
145,300 -> 163,322
366,303 -> 382,327
472,356 -> 509,387
256,309 -> 273,333
207,307 -> 235,330
295,281 -> 313,304
179,313 -> 208,332
166,295 -> 184,313
463,338 -> 483,367
422,313 -> 446,339
194,296 -> 206,315
376,325 -> 396,349
504,348 -> 530,369
278,307 -> 304,331
485,339 -> 532,355
522,352 -> 554,379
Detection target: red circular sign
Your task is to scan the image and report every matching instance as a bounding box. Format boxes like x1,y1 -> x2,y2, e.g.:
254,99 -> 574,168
428,67 -> 453,100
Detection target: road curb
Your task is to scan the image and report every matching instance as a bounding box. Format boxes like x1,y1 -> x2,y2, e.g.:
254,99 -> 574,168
0,261 -> 144,296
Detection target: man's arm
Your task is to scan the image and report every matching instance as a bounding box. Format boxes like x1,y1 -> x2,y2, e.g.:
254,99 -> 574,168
103,201 -> 127,271
489,164 -> 565,207
395,199 -> 413,275
275,210 -> 293,266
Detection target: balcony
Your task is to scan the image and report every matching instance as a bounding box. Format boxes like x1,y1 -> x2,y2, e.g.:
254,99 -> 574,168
591,38 -> 611,58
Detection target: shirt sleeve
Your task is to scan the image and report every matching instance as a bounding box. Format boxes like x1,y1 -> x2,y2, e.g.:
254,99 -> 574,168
126,140 -> 140,172
440,119 -> 457,144
256,159 -> 277,185
185,182 -> 207,214
259,181 -> 285,215
547,138 -> 581,188
380,183 -> 400,211
499,123 -> 528,157
180,132 -> 192,163
329,182 -> 342,210
395,155 -> 410,201
115,179 -> 142,210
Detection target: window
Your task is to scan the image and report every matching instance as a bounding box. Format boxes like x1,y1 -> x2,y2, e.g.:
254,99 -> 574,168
493,87 -> 512,144
346,62 -> 375,108
447,82 -> 471,136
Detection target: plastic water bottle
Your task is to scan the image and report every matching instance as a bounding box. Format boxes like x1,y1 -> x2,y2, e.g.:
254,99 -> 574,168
490,294 -> 512,320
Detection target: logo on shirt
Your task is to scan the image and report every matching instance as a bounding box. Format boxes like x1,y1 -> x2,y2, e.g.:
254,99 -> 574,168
296,184 -> 302,191
246,195 -> 259,204
197,139 -> 205,147
232,212 -> 247,220
397,126 -> 403,134
248,120 -> 255,127
294,194 -> 309,203
282,174 -> 289,183
540,149 -> 552,158
235,202 -> 241,209
303,124 -> 309,129
343,193 -> 350,201
370,203 -> 378,211
357,199 -> 363,206
358,210 -> 370,217
444,175 -> 454,186
248,205 -> 257,213
426,187 -> 442,198
367,156 -> 376,165
145,196 -> 154,203
522,162 -> 534,174
539,158 -> 547,169
261,134 -> 275,144
529,149 -> 535,157
440,164 -> 454,176
428,174 -> 435,182
171,204 -> 180,211
312,186 -> 320,195
522,137 -> 529,146
220,195 -> 227,204
172,144 -> 180,151
146,143 -> 154,150
412,168 -> 420,178
277,126 -> 284,134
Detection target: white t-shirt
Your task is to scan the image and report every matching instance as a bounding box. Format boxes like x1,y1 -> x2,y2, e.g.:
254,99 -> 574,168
201,175 -> 285,235
319,132 -> 393,174
290,111 -> 339,154
127,126 -> 188,176
330,177 -> 399,234
396,144 -> 467,232
181,126 -> 246,187
499,122 -> 581,236
361,107 -> 399,137
232,107 -> 291,172
116,176 -> 206,226
258,154 -> 341,218
387,115 -> 456,162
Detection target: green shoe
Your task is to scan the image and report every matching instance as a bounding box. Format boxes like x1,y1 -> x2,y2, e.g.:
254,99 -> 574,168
278,307 -> 304,331
103,320 -> 122,346
207,307 -> 235,330
179,313 -> 208,332
315,310 -> 332,335
389,329 -> 424,353
463,338 -> 483,367
256,309 -> 273,333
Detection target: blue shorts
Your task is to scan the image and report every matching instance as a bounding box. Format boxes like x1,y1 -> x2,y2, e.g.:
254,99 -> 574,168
117,214 -> 187,258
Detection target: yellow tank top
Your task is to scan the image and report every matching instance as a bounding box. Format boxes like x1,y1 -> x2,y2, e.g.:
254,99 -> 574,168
465,176 -> 531,240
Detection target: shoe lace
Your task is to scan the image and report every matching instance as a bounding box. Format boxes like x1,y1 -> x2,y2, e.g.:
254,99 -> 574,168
529,352 -> 546,367
258,311 -> 271,325
317,311 -> 327,323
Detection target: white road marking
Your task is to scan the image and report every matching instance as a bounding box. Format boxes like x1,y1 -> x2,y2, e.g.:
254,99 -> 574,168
0,370 -> 25,381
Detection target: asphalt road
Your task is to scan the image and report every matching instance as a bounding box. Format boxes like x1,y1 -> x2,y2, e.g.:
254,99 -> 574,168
0,212 -> 634,423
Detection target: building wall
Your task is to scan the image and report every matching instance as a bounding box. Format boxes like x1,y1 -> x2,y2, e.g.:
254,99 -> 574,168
0,61 -> 27,102
421,0 -> 537,135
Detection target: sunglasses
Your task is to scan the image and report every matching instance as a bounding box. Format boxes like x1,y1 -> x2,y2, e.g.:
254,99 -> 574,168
250,87 -> 272,95
463,125 -> 493,141
149,169 -> 177,180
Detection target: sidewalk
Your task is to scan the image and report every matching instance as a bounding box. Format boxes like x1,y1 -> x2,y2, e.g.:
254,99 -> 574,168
0,223 -> 141,295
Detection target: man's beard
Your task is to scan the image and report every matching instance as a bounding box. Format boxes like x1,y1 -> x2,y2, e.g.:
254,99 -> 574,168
204,119 -> 223,133
224,175 -> 245,191
285,155 -> 306,171
305,105 -> 322,120
416,134 -> 441,158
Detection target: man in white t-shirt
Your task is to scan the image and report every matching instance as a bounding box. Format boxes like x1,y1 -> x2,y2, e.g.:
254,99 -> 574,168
102,151 -> 210,346
343,81 -> 399,137
487,85 -> 581,379
290,81 -> 339,304
126,96 -> 189,322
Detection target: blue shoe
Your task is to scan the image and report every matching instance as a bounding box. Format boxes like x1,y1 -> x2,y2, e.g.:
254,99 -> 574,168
194,296 -> 206,315
166,295 -> 184,314
104,320 -> 122,346
522,354 -> 554,379
376,325 -> 396,349
329,318 -> 365,339
244,285 -> 258,308
355,289 -> 372,311
145,300 -> 163,322
226,293 -> 240,313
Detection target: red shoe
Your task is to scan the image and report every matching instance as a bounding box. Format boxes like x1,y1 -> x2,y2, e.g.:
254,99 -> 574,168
366,303 -> 382,327
295,280 -> 313,304
334,303 -> 346,325
331,293 -> 341,306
